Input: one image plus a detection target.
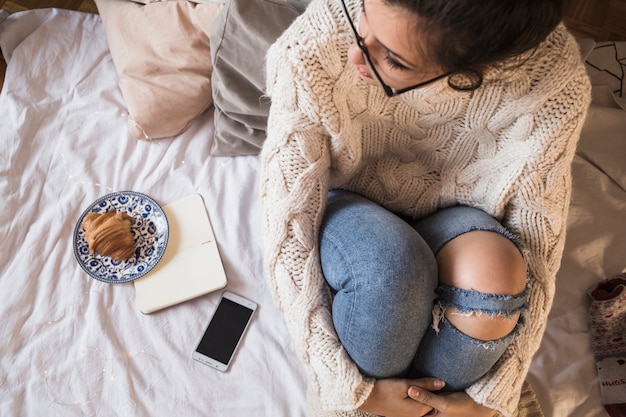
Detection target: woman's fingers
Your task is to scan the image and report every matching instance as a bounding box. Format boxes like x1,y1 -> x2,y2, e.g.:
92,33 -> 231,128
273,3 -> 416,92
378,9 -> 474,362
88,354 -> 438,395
359,378 -> 444,417
408,386 -> 447,413
408,387 -> 497,417
410,378 -> 446,392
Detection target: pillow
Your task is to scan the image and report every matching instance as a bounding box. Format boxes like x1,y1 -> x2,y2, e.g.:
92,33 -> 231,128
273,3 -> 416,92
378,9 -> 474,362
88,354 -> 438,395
209,0 -> 299,156
95,0 -> 223,139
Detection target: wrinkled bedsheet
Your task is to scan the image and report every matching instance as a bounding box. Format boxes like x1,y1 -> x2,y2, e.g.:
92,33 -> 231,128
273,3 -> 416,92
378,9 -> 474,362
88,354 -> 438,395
0,9 -> 306,417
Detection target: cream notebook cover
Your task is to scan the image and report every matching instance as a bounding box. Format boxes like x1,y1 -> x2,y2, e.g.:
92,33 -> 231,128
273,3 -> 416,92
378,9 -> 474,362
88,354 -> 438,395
134,194 -> 227,313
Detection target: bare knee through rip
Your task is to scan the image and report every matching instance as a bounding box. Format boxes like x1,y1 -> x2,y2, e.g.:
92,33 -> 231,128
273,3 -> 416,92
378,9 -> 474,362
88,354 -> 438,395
436,230 -> 527,341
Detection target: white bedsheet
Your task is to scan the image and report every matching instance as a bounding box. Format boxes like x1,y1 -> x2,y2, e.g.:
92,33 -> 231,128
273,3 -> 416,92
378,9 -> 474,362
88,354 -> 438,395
1,8 -> 624,417
0,9 -> 307,417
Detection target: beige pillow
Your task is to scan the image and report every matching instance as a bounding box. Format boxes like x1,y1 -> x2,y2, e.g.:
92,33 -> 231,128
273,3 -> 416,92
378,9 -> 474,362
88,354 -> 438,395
95,0 -> 223,139
209,0 -> 299,156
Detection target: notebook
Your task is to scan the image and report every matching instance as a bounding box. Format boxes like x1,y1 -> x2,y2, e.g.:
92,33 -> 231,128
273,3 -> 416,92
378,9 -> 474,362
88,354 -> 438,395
133,194 -> 227,313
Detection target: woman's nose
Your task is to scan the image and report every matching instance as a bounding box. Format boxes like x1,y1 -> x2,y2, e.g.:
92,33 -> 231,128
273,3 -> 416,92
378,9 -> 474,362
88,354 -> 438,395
347,41 -> 365,66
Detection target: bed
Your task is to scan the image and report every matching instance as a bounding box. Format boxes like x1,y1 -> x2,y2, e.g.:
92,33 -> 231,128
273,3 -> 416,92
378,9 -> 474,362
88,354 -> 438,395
0,3 -> 624,417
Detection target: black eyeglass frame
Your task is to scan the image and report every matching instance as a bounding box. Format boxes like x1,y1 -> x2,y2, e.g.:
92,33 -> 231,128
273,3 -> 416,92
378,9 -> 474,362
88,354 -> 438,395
340,0 -> 482,96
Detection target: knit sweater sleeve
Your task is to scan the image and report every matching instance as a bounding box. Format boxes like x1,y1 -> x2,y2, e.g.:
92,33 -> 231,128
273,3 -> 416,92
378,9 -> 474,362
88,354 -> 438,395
465,35 -> 592,416
260,18 -> 375,411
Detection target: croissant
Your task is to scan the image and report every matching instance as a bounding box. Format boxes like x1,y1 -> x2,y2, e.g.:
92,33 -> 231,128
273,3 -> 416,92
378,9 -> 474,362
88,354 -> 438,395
82,210 -> 135,261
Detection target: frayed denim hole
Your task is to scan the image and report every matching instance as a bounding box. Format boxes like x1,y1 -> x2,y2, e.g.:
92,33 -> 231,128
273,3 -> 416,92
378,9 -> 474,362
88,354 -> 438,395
436,284 -> 529,317
437,283 -> 529,299
432,309 -> 522,349
436,299 -> 529,319
435,299 -> 527,320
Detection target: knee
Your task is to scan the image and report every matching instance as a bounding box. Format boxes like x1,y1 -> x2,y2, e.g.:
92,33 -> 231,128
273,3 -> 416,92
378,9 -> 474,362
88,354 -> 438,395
436,230 -> 526,295
435,230 -> 527,341
322,223 -> 437,295
321,193 -> 438,294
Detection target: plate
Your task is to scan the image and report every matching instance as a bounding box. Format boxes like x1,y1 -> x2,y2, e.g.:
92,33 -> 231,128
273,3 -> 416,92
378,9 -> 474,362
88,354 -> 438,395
73,191 -> 169,283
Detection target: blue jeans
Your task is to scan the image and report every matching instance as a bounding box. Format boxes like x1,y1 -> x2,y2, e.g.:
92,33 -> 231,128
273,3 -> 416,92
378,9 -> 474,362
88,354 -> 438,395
319,190 -> 527,391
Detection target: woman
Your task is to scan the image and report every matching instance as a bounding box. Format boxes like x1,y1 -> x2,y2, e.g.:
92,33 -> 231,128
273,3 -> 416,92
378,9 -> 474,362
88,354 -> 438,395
260,0 -> 591,415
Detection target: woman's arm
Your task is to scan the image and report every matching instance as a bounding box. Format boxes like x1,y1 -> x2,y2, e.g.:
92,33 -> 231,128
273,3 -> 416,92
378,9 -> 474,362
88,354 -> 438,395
464,56 -> 591,415
260,32 -> 375,410
260,115 -> 375,410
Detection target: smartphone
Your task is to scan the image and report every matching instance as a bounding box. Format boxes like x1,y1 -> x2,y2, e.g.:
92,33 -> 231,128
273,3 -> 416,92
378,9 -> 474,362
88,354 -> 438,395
193,291 -> 257,372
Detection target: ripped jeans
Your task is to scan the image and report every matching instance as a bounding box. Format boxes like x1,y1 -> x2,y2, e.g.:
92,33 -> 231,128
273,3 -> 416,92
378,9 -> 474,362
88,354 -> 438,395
320,190 -> 527,391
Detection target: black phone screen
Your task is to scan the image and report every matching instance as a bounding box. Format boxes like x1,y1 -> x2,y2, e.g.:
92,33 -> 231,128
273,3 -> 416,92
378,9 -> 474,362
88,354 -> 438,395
195,298 -> 254,365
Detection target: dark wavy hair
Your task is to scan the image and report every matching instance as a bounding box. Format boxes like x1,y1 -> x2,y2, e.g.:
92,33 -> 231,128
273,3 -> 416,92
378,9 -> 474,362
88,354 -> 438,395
389,0 -> 570,90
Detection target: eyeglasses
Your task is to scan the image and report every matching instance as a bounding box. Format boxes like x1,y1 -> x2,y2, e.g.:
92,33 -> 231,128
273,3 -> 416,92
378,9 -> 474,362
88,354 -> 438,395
340,0 -> 482,96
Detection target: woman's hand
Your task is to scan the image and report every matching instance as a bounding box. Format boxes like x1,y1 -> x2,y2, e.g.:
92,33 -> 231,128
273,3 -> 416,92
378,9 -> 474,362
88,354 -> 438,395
358,378 -> 445,417
408,386 -> 496,417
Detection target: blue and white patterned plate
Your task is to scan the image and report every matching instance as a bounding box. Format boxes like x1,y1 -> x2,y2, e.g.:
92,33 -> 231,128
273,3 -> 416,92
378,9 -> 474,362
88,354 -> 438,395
73,191 -> 169,284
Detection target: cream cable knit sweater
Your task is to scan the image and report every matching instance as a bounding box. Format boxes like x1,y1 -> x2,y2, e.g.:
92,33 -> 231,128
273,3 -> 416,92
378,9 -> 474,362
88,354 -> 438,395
260,0 -> 591,415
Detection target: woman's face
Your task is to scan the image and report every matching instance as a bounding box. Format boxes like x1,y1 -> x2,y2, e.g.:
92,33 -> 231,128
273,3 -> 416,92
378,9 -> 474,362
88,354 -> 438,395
347,0 -> 443,90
